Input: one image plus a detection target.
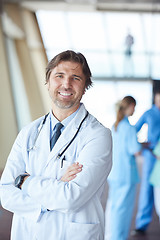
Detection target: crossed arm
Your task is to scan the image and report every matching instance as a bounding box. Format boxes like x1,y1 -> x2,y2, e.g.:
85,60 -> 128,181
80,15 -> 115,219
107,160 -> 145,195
20,162 -> 83,188
0,161 -> 83,221
0,130 -> 81,220
1,127 -> 112,220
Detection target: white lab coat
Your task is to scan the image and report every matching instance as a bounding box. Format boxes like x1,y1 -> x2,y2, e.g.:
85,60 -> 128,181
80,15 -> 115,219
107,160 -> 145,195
0,104 -> 112,240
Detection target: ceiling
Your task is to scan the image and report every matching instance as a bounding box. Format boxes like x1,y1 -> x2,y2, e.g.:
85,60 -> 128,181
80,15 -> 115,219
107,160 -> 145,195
3,0 -> 160,13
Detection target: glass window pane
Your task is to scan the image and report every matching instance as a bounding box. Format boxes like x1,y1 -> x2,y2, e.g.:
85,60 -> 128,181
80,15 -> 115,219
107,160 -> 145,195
82,80 -> 152,129
151,55 -> 160,79
67,12 -> 107,50
36,10 -> 160,79
36,11 -> 70,49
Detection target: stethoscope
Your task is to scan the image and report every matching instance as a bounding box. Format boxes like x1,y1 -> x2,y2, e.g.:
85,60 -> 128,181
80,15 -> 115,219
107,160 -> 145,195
27,112 -> 89,161
27,113 -> 49,151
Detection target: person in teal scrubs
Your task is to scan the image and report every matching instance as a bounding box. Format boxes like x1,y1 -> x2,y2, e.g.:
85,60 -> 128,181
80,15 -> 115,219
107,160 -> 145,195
132,92 -> 160,236
105,96 -> 141,240
150,139 -> 160,222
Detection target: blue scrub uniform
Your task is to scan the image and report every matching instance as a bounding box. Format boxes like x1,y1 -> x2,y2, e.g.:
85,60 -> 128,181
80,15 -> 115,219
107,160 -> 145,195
106,117 -> 141,240
135,104 -> 160,230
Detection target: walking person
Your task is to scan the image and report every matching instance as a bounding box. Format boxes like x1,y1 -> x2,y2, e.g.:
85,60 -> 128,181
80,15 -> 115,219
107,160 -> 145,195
105,96 -> 141,240
132,91 -> 160,236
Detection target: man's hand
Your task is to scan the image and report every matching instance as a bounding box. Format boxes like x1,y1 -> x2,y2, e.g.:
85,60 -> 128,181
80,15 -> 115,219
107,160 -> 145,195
61,162 -> 83,182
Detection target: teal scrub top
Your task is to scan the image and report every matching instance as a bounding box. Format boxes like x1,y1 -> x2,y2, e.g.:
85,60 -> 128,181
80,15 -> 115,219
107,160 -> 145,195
135,105 -> 160,149
108,117 -> 141,184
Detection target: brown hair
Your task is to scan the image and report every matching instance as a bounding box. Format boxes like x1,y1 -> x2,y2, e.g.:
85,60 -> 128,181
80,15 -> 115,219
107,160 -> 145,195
114,96 -> 136,131
45,50 -> 93,90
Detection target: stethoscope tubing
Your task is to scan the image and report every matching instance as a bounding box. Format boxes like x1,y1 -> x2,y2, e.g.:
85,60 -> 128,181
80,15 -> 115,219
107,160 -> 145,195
27,112 -> 88,155
57,111 -> 88,159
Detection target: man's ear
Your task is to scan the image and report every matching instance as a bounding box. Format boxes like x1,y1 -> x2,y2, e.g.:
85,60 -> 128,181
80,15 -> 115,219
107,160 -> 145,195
83,88 -> 86,95
46,81 -> 49,90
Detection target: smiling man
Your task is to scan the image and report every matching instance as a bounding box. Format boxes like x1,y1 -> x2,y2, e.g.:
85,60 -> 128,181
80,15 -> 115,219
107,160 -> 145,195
46,60 -> 86,119
0,50 -> 112,240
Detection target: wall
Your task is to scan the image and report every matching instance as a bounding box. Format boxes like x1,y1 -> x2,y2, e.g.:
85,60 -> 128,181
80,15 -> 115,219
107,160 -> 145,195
0,3 -> 50,170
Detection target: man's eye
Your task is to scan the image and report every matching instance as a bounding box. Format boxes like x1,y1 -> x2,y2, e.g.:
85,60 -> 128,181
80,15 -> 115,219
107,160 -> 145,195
56,75 -> 63,78
74,77 -> 80,81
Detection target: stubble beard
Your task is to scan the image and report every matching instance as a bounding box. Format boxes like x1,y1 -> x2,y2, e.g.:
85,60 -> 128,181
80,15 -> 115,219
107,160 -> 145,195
53,93 -> 83,110
50,87 -> 84,110
53,98 -> 76,109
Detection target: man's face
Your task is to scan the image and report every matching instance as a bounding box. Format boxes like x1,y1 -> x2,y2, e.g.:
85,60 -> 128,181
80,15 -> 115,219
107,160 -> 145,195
155,93 -> 160,109
47,61 -> 86,112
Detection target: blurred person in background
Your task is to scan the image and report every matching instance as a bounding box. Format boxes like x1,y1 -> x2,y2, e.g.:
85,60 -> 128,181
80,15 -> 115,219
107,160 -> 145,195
105,96 -> 141,240
124,29 -> 134,77
125,29 -> 134,57
132,91 -> 160,236
150,138 -> 160,222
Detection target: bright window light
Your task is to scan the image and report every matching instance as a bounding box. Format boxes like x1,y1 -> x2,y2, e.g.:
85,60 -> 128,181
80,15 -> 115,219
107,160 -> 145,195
36,10 -> 154,141
36,10 -> 160,79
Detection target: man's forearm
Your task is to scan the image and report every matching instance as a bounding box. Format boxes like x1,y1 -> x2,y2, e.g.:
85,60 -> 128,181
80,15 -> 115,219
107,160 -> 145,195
0,183 -> 42,221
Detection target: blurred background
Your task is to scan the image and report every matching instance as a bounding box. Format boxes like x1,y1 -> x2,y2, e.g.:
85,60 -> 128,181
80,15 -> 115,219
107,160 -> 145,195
0,0 -> 160,239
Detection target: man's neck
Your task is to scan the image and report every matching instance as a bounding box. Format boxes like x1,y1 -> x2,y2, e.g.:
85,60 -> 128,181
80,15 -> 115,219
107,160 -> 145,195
51,105 -> 80,122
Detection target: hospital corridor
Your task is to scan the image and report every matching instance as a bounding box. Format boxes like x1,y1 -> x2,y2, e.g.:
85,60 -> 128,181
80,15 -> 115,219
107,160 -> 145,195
0,0 -> 160,239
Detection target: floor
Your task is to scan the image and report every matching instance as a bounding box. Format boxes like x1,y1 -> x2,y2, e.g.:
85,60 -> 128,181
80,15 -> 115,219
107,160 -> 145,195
129,198 -> 160,240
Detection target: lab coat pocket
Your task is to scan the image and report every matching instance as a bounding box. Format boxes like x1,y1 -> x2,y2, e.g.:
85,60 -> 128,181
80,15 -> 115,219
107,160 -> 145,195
66,221 -> 100,240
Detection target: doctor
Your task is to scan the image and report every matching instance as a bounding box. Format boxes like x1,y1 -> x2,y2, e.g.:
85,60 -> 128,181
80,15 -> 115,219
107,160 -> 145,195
0,50 -> 112,240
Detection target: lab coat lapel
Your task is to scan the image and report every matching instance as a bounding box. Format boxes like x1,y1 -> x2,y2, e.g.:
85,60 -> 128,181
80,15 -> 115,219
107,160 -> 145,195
35,114 -> 51,167
45,104 -> 88,167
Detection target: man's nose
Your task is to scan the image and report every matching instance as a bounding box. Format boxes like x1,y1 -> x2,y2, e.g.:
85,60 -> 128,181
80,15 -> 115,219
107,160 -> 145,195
62,77 -> 72,88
